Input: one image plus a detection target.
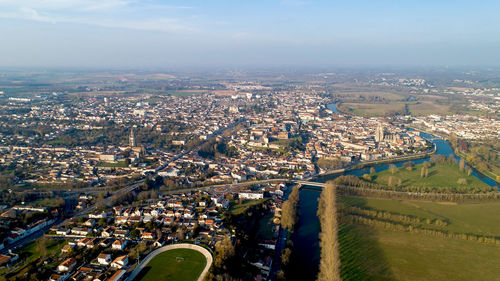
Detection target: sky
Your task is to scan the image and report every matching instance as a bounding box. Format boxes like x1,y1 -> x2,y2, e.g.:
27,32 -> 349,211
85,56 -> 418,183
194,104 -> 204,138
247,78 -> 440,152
0,0 -> 499,69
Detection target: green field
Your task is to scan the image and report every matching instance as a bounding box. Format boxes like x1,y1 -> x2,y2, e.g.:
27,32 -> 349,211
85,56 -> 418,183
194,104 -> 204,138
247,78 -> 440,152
340,196 -> 500,236
339,224 -> 500,281
98,160 -> 129,168
229,199 -> 269,216
370,163 -> 490,191
135,249 -> 207,281
339,102 -> 406,116
256,213 -> 276,240
339,196 -> 500,280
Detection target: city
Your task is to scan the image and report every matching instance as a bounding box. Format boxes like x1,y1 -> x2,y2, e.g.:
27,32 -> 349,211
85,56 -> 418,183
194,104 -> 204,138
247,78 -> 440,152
0,1 -> 499,281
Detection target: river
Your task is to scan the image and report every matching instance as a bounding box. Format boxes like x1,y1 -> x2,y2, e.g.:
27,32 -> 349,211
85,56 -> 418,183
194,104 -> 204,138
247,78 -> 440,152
290,104 -> 498,280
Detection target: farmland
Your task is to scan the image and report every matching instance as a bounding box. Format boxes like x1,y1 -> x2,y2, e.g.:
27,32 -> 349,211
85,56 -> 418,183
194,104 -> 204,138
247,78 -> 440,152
338,195 -> 500,281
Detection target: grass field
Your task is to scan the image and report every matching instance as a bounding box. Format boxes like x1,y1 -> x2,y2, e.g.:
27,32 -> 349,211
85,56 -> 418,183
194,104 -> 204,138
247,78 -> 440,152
407,101 -> 452,116
340,196 -> 500,236
370,163 -> 490,190
98,160 -> 129,168
135,248 -> 206,281
339,224 -> 500,281
229,199 -> 269,216
339,102 -> 406,116
339,196 -> 500,280
256,212 -> 276,240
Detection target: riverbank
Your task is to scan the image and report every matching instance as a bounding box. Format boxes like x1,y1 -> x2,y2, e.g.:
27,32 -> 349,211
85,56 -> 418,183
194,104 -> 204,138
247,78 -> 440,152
314,147 -> 435,180
413,128 -> 499,186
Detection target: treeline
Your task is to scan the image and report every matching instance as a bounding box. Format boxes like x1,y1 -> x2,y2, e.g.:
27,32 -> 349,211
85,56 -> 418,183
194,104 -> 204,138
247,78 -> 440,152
317,182 -> 342,281
341,215 -> 500,245
337,184 -> 500,202
206,236 -> 243,281
335,175 -> 497,195
198,138 -> 239,159
451,136 -> 500,182
278,185 -> 301,281
317,157 -> 347,171
281,185 -> 300,231
340,206 -> 448,227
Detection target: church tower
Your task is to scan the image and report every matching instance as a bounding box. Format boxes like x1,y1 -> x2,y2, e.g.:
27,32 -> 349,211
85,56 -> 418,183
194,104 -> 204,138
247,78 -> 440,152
129,128 -> 136,147
375,123 -> 384,143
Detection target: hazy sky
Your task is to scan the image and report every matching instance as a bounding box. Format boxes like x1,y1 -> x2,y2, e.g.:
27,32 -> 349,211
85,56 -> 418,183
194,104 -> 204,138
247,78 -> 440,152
0,0 -> 499,68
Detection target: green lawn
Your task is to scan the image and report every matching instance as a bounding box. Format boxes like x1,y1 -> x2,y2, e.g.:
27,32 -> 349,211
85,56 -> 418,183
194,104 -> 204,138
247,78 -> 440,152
339,195 -> 500,280
339,224 -> 500,281
256,213 -> 276,240
135,249 -> 207,281
371,163 -> 490,191
229,199 -> 269,216
98,160 -> 129,168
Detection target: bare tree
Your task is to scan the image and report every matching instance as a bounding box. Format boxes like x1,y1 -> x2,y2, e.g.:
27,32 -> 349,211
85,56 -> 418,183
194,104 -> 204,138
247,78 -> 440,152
317,182 -> 342,281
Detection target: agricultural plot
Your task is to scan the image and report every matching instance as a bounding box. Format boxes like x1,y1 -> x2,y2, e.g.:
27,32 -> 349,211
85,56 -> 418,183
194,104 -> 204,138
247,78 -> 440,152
338,196 -> 500,281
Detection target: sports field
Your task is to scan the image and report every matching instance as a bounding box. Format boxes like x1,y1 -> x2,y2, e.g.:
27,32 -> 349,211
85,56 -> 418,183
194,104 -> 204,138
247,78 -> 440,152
135,248 -> 207,281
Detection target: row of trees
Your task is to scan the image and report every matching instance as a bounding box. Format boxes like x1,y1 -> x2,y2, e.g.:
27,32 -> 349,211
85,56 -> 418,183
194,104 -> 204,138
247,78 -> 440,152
317,183 -> 342,281
317,157 -> 346,171
341,214 -> 500,245
336,175 -> 496,195
336,184 -> 500,202
281,185 -> 300,231
340,206 -> 448,227
450,136 -> 500,182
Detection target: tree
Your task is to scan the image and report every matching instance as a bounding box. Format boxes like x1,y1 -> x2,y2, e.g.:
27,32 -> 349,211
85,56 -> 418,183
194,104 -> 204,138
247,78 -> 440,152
281,248 -> 292,266
389,164 -> 397,175
317,183 -> 341,281
214,236 -> 235,268
370,167 -> 376,174
362,174 -> 372,181
459,158 -> 465,173
281,185 -> 300,231
129,229 -> 140,239
177,228 -> 185,241
403,161 -> 414,171
281,201 -> 296,231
